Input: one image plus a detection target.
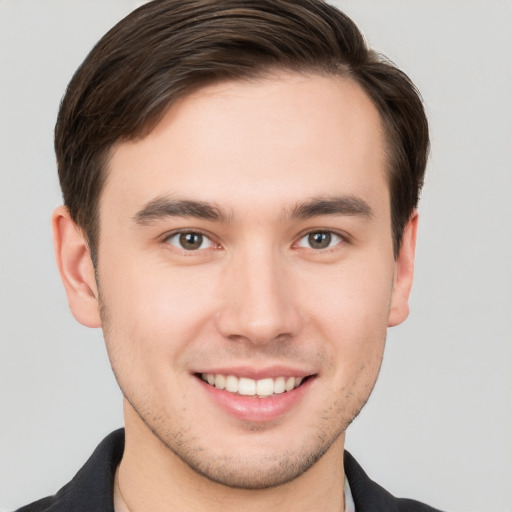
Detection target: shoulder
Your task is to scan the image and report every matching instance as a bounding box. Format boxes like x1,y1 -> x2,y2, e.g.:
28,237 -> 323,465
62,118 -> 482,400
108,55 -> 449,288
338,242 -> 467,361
344,451 -> 444,512
13,429 -> 124,512
14,492 -> 67,512
396,498 -> 444,512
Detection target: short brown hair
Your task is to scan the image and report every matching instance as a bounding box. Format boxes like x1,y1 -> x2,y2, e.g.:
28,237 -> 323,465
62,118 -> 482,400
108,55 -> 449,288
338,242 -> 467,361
55,0 -> 429,261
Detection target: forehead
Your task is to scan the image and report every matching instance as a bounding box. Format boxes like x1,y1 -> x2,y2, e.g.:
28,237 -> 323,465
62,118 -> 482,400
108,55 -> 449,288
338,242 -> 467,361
102,72 -> 388,219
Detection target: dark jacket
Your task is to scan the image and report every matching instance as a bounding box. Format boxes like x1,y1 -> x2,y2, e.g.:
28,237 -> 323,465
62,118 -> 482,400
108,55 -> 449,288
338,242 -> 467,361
15,429 -> 443,512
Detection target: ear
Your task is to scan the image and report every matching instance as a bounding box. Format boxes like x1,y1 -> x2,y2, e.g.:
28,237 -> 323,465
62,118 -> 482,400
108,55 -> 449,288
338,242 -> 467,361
52,206 -> 102,328
388,211 -> 418,327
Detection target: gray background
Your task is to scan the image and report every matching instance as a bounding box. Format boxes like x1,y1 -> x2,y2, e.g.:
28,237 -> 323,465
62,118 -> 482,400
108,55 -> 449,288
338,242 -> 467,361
1,1 -> 511,510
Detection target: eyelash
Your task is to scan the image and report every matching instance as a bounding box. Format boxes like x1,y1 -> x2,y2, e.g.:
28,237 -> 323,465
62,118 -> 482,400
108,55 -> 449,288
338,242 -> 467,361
163,229 -> 346,252
164,231 -> 218,251
295,230 -> 345,251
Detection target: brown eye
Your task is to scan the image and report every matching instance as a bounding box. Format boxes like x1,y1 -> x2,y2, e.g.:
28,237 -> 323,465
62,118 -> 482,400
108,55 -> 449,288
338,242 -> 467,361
167,232 -> 212,251
308,232 -> 331,249
297,231 -> 342,250
179,232 -> 203,250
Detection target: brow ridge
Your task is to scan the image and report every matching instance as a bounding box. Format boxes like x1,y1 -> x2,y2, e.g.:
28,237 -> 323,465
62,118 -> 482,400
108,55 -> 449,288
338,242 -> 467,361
133,194 -> 373,226
290,195 -> 374,220
133,197 -> 229,225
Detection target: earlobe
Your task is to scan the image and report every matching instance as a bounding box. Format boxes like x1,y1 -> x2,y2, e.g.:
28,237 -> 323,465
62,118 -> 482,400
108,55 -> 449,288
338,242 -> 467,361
52,206 -> 102,328
388,211 -> 418,327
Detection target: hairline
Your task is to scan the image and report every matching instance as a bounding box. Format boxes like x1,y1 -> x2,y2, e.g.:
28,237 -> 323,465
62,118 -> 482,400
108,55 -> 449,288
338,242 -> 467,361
85,66 -> 398,265
85,64 -> 399,266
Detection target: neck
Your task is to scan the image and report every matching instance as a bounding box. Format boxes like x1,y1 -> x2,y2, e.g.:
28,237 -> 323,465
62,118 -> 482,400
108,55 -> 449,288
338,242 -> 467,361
116,404 -> 346,512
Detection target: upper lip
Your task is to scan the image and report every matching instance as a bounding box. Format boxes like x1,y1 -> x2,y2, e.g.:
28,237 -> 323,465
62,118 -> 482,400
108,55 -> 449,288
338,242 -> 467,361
193,365 -> 314,380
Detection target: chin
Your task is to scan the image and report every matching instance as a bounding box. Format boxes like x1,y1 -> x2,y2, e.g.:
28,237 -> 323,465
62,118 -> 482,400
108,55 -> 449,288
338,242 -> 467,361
170,444 -> 333,490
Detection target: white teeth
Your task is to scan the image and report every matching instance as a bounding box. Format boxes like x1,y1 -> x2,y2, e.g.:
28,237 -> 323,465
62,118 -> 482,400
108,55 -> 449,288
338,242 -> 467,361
214,374 -> 226,390
225,375 -> 238,393
285,377 -> 295,392
201,373 -> 306,397
238,377 -> 256,396
273,376 -> 285,394
256,378 -> 274,396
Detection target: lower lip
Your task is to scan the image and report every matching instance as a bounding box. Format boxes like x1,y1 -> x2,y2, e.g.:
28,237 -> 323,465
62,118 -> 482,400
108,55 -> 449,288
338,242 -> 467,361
197,376 -> 313,423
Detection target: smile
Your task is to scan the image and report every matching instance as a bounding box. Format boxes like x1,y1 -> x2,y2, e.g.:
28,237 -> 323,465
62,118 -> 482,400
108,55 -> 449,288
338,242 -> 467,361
200,373 -> 304,397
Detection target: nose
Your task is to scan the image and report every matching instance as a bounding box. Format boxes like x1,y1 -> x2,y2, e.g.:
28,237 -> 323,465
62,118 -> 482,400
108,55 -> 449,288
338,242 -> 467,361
216,245 -> 302,345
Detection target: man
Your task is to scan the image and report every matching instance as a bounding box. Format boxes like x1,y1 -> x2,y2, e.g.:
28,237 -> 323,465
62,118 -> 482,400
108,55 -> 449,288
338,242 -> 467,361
16,0 -> 439,510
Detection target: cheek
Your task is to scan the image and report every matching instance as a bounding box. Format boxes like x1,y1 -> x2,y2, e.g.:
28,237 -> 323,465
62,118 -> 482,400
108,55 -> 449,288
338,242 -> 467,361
297,254 -> 393,381
98,255 -> 219,349
301,257 -> 394,334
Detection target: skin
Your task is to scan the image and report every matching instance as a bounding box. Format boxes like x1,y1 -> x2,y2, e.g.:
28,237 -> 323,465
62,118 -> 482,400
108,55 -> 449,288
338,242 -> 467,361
53,72 -> 417,512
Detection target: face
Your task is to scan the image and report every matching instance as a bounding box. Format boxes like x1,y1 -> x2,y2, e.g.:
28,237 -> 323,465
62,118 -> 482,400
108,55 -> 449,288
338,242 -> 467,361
60,72 -> 415,489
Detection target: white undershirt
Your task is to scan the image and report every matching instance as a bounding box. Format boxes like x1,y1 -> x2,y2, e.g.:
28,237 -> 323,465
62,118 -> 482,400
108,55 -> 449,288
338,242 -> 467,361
345,475 -> 356,512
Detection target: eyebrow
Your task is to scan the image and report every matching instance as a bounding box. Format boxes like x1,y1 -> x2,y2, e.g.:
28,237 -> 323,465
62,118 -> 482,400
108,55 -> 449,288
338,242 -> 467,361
133,194 -> 373,226
133,197 -> 230,225
289,195 -> 374,220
